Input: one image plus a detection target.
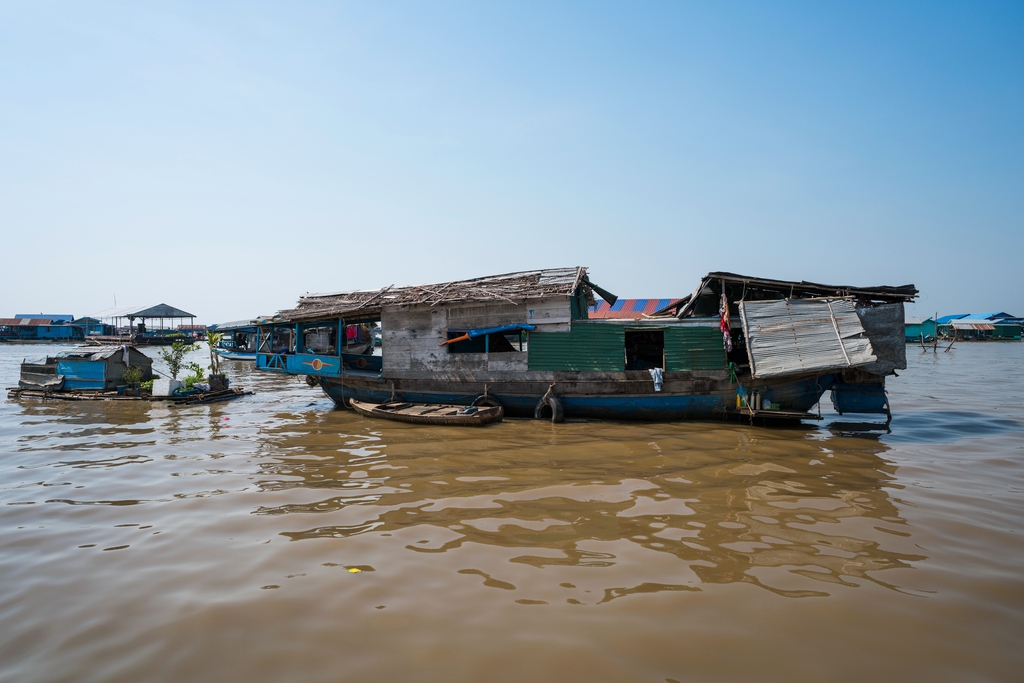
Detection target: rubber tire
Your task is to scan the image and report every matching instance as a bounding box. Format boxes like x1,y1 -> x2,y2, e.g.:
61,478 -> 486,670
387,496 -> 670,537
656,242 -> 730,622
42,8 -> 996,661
547,395 -> 565,424
472,395 -> 502,408
533,395 -> 564,423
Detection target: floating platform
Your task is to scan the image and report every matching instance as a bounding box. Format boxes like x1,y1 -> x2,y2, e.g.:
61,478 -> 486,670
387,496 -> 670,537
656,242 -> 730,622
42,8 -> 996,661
7,387 -> 253,405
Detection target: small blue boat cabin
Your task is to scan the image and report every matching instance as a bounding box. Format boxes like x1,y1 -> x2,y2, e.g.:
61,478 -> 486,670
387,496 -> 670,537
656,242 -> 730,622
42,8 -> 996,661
20,345 -> 154,391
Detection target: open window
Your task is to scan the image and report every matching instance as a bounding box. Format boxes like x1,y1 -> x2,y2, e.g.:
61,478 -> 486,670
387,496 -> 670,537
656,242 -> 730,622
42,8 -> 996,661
302,324 -> 337,355
625,330 -> 664,371
443,324 -> 533,354
258,327 -> 294,354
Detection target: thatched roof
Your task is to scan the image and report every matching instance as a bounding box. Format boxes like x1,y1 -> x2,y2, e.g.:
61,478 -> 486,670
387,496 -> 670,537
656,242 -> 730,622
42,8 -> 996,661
661,271 -> 919,318
267,267 -> 590,323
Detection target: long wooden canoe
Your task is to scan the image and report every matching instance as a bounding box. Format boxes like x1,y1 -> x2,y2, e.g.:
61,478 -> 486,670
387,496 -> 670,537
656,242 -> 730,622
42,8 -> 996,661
349,399 -> 503,426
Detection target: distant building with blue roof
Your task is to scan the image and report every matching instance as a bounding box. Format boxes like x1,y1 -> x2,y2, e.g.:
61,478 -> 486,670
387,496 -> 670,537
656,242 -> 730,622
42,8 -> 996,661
937,311 -> 1021,341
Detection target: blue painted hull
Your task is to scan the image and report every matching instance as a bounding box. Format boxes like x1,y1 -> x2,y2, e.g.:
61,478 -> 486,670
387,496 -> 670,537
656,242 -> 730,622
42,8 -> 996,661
318,373 -> 835,422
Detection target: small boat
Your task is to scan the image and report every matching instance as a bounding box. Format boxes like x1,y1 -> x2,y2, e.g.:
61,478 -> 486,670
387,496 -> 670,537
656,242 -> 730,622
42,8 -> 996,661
349,399 -> 503,426
214,347 -> 256,361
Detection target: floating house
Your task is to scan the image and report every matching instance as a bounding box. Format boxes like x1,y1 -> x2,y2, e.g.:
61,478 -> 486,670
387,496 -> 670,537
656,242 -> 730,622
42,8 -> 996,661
0,316 -> 84,342
904,316 -> 937,342
19,345 -> 154,391
253,267 -> 916,423
937,313 -> 1022,341
87,303 -> 198,344
72,317 -> 117,336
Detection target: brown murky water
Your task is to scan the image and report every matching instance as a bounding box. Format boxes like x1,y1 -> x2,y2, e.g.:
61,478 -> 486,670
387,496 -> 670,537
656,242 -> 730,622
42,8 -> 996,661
1,342 -> 1022,682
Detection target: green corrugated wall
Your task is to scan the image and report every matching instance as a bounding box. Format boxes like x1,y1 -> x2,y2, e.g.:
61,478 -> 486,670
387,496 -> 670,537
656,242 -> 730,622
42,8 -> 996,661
664,326 -> 726,371
528,323 -> 727,372
528,323 -> 624,371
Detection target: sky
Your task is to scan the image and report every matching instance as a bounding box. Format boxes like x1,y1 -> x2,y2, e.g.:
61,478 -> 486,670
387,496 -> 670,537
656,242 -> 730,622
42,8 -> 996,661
1,1 -> 1021,323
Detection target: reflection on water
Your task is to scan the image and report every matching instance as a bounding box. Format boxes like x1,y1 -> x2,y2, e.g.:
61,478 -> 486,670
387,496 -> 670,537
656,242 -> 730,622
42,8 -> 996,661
1,342 -> 1023,682
252,417 -> 923,601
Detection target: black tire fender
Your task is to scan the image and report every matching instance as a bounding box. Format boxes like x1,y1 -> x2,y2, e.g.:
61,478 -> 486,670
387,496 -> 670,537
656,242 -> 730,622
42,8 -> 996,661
533,394 -> 564,423
472,395 -> 502,408
547,395 -> 564,423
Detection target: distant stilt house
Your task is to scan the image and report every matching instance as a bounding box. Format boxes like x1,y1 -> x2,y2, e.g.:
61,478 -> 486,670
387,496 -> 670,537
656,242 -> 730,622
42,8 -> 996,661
87,304 -> 197,344
0,315 -> 84,342
937,313 -> 1022,340
904,316 -> 937,342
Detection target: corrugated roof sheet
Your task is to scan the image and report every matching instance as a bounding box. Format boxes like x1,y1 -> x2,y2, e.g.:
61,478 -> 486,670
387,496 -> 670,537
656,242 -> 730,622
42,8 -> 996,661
209,320 -> 257,331
950,321 -> 995,330
740,299 -> 876,379
0,318 -> 57,326
89,304 -> 196,319
15,314 -> 73,322
588,298 -> 680,319
959,312 -> 1017,321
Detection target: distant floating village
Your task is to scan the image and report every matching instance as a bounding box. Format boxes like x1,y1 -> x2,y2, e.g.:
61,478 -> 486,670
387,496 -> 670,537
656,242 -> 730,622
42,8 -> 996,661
0,304 -> 201,345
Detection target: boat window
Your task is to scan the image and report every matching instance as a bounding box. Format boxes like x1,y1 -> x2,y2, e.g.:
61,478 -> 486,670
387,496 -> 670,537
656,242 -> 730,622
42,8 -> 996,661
447,331 -> 527,354
625,330 -> 664,370
342,324 -> 375,355
303,325 -> 337,355
260,328 -> 294,354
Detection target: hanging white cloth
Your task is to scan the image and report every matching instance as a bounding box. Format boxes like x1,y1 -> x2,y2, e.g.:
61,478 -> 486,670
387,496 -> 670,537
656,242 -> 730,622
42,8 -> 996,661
648,367 -> 663,392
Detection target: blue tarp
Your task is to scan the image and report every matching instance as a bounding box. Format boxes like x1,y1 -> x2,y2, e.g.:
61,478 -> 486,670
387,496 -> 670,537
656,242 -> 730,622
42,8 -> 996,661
451,324 -> 536,339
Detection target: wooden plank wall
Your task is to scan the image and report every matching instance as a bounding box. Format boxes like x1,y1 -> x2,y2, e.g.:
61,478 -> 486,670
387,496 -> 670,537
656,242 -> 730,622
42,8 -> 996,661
382,297 -> 571,379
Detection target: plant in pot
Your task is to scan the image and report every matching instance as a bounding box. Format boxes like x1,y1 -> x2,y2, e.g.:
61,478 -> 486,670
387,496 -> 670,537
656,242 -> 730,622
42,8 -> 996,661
206,331 -> 229,391
182,362 -> 206,390
122,365 -> 143,396
155,340 -> 199,396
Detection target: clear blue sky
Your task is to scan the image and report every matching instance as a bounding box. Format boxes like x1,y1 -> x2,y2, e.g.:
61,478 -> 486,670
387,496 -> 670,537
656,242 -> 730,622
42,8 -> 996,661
1,1 -> 1021,322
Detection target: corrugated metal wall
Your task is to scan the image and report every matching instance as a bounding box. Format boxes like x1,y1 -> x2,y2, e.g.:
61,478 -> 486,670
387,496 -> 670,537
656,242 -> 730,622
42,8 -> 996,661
740,299 -> 876,379
528,323 -> 624,371
528,323 -> 726,372
664,327 -> 726,370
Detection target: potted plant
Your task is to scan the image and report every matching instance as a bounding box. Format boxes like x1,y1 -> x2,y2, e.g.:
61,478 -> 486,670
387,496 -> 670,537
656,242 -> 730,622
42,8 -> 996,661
206,331 -> 229,391
122,365 -> 143,396
154,340 -> 199,396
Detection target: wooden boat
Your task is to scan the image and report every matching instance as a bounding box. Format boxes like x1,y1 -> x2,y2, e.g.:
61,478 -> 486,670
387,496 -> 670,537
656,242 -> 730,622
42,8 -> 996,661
349,400 -> 503,426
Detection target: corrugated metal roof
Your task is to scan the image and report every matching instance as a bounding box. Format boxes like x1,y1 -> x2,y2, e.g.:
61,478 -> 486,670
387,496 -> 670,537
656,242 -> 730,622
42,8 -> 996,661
0,318 -> 57,326
950,321 -> 995,330
209,320 -> 257,331
936,314 -> 968,324
959,312 -> 1017,321
15,314 -> 73,322
89,304 -> 195,319
589,298 -> 680,319
740,299 -> 876,379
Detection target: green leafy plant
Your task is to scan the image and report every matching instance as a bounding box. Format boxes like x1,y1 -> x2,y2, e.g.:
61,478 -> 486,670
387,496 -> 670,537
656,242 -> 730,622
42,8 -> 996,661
122,365 -> 143,386
140,380 -> 154,391
182,361 -> 206,389
158,340 -> 198,380
207,331 -> 224,375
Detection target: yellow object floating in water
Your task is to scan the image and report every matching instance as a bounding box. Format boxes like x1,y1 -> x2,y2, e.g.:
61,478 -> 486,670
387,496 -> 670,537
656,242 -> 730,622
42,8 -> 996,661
347,567 -> 362,573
